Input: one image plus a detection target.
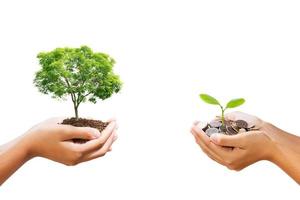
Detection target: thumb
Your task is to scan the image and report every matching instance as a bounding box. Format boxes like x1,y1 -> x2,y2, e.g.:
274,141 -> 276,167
210,133 -> 245,148
61,126 -> 100,140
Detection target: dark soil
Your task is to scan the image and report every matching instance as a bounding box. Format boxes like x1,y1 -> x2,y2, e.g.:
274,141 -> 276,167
61,118 -> 109,143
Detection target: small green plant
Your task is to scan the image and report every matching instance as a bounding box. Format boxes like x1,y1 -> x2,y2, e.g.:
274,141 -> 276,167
34,46 -> 122,119
199,93 -> 245,126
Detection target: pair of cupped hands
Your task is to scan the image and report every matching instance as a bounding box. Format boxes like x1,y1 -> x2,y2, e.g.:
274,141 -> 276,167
6,112 -> 273,169
5,118 -> 118,166
191,111 -> 278,171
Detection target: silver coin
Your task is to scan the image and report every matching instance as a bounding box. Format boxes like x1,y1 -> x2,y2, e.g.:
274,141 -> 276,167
209,120 -> 222,128
239,128 -> 246,133
205,128 -> 219,137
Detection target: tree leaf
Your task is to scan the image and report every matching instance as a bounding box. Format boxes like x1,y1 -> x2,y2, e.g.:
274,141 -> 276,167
199,94 -> 220,105
225,98 -> 245,108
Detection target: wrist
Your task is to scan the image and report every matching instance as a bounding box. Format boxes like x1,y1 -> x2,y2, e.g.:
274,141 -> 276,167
261,122 -> 287,167
18,133 -> 37,161
260,122 -> 285,164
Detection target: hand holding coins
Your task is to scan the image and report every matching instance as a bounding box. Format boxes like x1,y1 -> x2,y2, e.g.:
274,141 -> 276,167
191,112 -> 288,176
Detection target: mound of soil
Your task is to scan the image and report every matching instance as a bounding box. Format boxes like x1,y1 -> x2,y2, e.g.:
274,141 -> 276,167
61,118 -> 109,143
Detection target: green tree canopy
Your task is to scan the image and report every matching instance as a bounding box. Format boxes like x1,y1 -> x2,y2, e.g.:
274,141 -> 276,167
34,46 -> 122,119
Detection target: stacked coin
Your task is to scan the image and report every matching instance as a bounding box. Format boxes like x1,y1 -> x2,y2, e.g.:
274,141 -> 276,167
196,118 -> 258,137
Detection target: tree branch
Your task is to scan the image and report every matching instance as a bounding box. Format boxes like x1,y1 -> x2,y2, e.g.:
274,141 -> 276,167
63,77 -> 76,104
76,91 -> 93,107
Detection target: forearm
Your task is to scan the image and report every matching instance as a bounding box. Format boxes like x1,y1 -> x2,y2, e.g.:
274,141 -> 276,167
263,123 -> 300,184
0,136 -> 31,185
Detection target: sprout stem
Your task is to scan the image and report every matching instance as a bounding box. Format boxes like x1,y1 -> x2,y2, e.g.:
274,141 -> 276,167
221,106 -> 225,126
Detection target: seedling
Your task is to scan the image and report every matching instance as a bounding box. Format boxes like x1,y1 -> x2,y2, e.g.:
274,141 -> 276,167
34,46 -> 122,119
199,93 -> 245,126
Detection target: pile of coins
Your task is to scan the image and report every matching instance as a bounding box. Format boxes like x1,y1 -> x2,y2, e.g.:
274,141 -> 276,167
197,118 -> 258,137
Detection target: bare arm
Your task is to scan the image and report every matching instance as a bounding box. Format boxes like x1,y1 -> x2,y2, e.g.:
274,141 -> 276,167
0,137 -> 30,185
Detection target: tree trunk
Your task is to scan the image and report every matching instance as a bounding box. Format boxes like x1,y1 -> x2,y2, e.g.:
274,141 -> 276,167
74,104 -> 79,119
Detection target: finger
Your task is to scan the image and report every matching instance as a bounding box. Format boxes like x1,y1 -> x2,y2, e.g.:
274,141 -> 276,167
60,125 -> 100,140
107,118 -> 117,122
43,117 -> 66,125
210,133 -> 247,148
77,121 -> 117,152
104,118 -> 118,129
82,131 -> 118,162
191,129 -> 226,165
192,125 -> 235,158
225,111 -> 262,128
99,121 -> 117,142
193,120 -> 200,126
191,126 -> 227,165
205,150 -> 227,166
224,111 -> 240,121
225,111 -> 251,121
98,132 -> 118,154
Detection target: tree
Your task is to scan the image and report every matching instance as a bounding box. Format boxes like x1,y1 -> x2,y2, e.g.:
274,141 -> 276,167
34,46 -> 122,119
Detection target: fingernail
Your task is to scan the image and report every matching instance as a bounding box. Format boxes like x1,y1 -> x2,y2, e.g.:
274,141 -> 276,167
91,135 -> 98,139
90,128 -> 100,138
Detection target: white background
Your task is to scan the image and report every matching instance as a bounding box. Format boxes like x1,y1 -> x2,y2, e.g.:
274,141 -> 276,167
0,0 -> 300,198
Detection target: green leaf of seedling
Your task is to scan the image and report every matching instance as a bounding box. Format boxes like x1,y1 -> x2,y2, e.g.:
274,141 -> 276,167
225,98 -> 245,109
199,94 -> 220,105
